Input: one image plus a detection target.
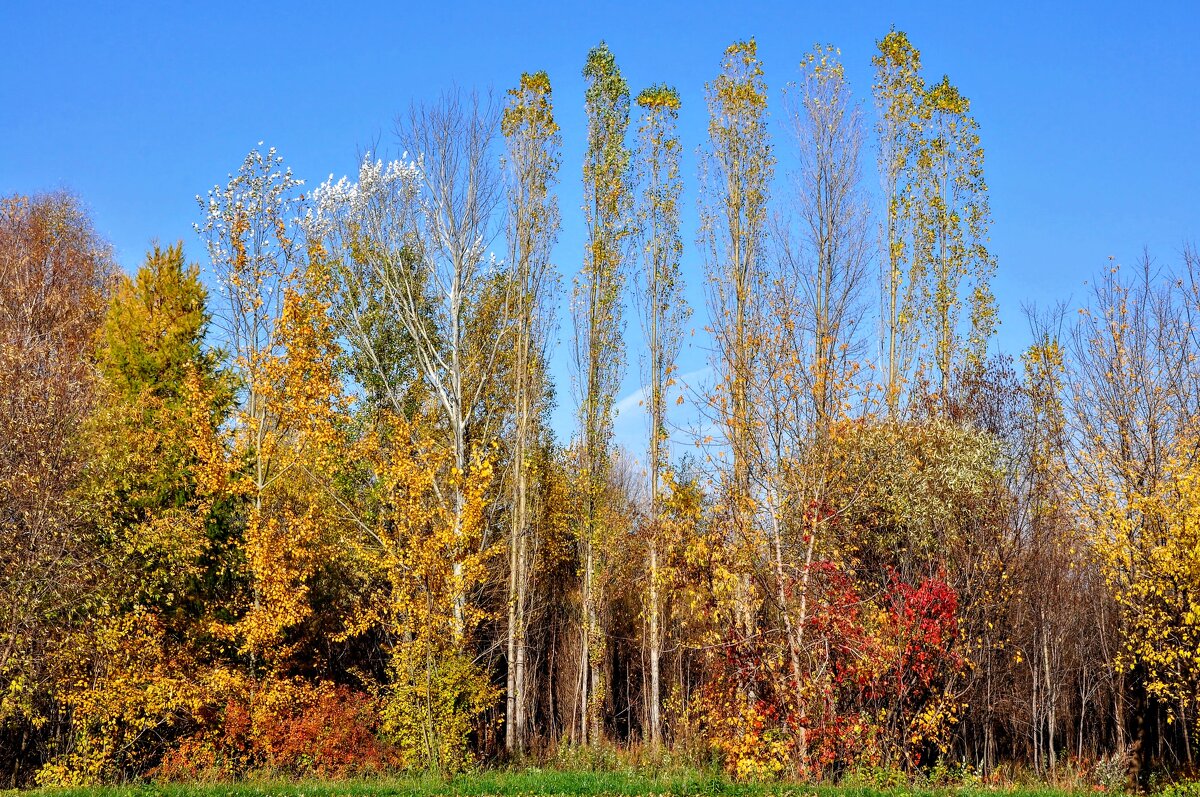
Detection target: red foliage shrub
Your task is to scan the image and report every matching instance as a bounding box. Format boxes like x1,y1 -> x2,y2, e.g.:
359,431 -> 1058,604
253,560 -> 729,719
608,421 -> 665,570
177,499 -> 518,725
698,560 -> 966,778
155,679 -> 398,781
261,685 -> 396,777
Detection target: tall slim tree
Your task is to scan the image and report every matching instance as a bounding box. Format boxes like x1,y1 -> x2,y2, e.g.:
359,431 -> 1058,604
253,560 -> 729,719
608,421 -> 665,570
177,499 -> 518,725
633,83 -> 687,748
872,29 -> 923,413
763,42 -> 871,762
197,146 -> 338,666
873,30 -> 997,402
779,43 -> 871,426
501,70 -> 562,753
913,75 -> 997,392
574,41 -> 632,745
699,38 -> 774,639
394,92 -> 508,643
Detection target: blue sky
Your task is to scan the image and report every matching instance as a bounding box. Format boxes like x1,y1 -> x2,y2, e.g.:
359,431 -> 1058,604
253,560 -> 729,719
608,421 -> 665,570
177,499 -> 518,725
3,1 -> 1197,452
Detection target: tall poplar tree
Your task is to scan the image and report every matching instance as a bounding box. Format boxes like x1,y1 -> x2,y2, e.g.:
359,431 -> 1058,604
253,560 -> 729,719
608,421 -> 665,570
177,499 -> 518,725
874,29 -> 997,403
764,43 -> 871,761
501,70 -> 561,753
573,41 -> 632,746
633,83 -> 687,748
779,44 -> 871,426
699,39 -> 774,638
913,76 -> 997,392
872,29 -> 923,413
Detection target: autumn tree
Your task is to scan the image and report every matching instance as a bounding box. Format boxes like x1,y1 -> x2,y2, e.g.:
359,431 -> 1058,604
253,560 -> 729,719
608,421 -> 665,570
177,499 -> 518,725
873,29 -> 997,404
1068,257 -> 1200,786
778,44 -> 871,427
1010,312 -> 1085,775
573,41 -> 633,745
698,36 -> 773,659
197,146 -> 341,669
334,412 -> 496,773
85,243 -> 228,624
43,244 -> 233,785
501,70 -> 562,753
746,42 -> 872,769
912,76 -> 997,393
0,192 -> 114,787
873,29 -> 924,412
308,93 -> 509,767
633,82 -> 688,748
392,92 -> 507,643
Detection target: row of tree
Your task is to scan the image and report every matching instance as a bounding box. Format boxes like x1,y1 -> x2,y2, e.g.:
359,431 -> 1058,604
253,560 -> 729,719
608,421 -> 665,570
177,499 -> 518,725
1,31 -> 1197,790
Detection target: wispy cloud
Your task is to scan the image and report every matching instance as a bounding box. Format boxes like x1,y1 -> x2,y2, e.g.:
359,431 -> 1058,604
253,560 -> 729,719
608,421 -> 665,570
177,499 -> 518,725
612,366 -> 715,463
614,383 -> 649,418
613,365 -> 712,420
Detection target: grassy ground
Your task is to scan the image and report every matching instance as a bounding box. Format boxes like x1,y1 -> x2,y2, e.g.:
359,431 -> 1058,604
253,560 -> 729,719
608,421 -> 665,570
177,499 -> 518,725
26,769 -> 1096,797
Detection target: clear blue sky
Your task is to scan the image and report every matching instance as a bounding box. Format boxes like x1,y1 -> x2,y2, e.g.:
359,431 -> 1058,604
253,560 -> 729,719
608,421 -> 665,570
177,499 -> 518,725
3,1 -> 1197,450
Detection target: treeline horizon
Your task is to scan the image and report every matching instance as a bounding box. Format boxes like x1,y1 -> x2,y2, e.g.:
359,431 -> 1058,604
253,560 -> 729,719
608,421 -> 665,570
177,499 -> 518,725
2,30 -> 1198,792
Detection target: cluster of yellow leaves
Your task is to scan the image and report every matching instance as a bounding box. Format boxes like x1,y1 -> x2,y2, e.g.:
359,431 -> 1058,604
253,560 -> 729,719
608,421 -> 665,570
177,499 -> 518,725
338,412 -> 498,771
35,610 -> 206,787
341,415 -> 494,644
39,365 -> 237,785
719,698 -> 793,782
224,258 -> 345,664
1091,448 -> 1200,723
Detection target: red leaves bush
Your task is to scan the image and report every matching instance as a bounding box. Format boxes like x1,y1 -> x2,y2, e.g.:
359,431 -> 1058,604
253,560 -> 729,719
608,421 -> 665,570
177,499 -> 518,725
700,562 -> 964,778
156,680 -> 398,781
263,684 -> 396,777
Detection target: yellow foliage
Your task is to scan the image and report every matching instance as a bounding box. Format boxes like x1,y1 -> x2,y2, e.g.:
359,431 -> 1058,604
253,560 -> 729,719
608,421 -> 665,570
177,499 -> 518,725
36,610 -> 205,786
337,411 -> 498,771
1088,446 -> 1200,724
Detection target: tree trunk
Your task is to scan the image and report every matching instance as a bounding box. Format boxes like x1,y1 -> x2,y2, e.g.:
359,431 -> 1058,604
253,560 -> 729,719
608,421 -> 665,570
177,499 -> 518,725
648,538 -> 661,748
1126,668 -> 1150,792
